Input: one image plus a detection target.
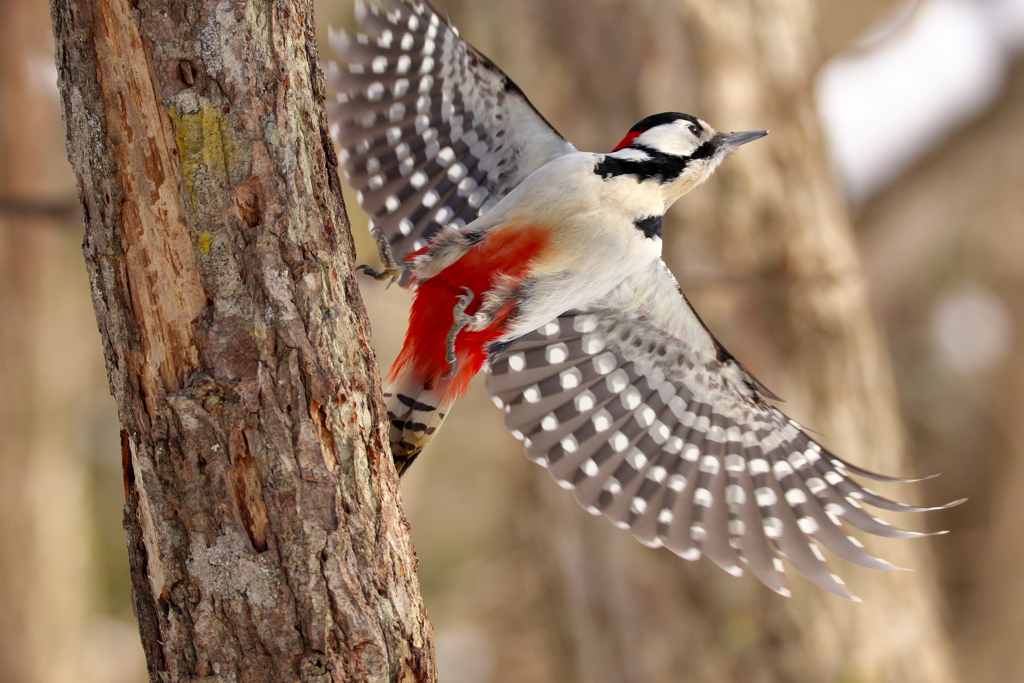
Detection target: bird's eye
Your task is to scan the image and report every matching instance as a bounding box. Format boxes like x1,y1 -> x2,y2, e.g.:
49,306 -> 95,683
687,124 -> 701,137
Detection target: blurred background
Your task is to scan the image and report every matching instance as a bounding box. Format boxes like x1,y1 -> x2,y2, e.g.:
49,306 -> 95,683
1,0 -> 1022,680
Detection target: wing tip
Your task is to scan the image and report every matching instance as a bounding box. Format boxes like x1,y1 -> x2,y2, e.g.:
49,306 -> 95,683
897,497 -> 968,514
755,380 -> 784,403
876,472 -> 941,485
874,558 -> 912,572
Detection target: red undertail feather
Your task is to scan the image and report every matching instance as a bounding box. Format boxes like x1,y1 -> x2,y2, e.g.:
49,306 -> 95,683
384,226 -> 551,473
391,225 -> 551,399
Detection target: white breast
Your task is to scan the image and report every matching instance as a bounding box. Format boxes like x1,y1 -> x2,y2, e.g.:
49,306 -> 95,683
479,153 -> 667,337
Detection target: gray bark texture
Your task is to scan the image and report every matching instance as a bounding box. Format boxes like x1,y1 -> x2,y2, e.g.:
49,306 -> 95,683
48,0 -> 435,681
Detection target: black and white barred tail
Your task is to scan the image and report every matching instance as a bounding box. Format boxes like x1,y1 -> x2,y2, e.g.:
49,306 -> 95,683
383,367 -> 454,475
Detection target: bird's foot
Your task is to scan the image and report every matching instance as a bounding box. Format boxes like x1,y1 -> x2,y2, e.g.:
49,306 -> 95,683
355,227 -> 407,286
442,287 -> 475,380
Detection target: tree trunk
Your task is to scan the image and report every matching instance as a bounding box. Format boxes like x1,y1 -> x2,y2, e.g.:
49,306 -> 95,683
49,0 -> 435,680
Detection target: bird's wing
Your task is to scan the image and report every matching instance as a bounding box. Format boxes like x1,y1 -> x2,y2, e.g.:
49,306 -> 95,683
326,0 -> 577,259
485,259 -> 955,599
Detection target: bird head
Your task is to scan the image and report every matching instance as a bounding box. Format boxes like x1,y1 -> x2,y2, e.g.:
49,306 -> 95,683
603,112 -> 767,206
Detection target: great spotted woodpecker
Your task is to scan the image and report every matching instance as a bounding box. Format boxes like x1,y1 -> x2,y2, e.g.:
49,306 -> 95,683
326,0 -> 957,599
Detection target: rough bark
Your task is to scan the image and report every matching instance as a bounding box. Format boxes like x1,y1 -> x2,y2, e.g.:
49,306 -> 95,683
49,0 -> 435,681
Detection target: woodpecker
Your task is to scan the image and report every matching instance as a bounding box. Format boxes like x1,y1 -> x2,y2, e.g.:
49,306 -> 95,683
327,0 -> 957,600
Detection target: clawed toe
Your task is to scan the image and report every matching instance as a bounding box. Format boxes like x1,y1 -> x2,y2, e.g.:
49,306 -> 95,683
443,287 -> 476,380
356,263 -> 400,281
356,227 -> 407,285
454,286 -> 474,312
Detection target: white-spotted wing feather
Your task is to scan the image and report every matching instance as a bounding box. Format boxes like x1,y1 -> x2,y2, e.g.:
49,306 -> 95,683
485,259 -> 959,599
326,0 -> 576,259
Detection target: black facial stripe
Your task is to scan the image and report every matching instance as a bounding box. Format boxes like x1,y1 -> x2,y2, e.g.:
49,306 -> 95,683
633,215 -> 662,239
593,145 -> 691,183
689,139 -> 716,161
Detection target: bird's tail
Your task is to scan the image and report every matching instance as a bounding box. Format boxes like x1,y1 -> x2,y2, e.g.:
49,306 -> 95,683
382,224 -> 548,471
383,366 -> 459,475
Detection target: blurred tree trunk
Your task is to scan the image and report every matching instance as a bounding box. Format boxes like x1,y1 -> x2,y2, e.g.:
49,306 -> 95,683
0,0 -> 97,679
49,0 -> 435,681
436,0 -> 960,681
853,55 -> 1024,683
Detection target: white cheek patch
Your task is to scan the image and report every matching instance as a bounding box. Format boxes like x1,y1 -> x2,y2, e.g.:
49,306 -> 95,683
634,122 -> 700,157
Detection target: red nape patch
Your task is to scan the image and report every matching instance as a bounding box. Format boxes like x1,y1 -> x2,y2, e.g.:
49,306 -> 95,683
389,225 -> 551,400
612,130 -> 644,152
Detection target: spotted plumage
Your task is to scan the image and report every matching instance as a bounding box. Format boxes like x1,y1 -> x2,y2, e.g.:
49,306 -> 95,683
326,0 -> 574,259
328,0 -> 959,600
484,261 -> 961,599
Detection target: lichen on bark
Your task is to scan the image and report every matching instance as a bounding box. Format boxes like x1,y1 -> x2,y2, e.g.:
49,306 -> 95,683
49,0 -> 435,680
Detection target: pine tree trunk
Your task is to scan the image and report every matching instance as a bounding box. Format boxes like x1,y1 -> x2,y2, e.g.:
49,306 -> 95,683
49,0 -> 435,680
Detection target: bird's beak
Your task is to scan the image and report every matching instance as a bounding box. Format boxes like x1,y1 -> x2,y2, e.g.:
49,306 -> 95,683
715,130 -> 768,152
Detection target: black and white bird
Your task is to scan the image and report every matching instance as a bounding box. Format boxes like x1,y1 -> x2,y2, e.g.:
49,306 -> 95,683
326,0 -> 955,600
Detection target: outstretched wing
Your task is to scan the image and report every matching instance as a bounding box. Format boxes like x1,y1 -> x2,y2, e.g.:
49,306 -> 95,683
485,260 -> 957,600
326,0 -> 577,259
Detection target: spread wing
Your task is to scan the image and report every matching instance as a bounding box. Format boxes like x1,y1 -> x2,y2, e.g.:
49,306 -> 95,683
485,260 -> 958,599
326,0 -> 577,259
